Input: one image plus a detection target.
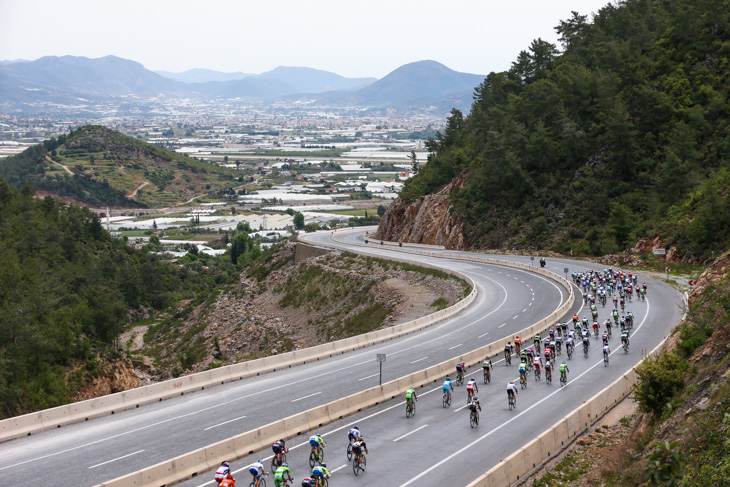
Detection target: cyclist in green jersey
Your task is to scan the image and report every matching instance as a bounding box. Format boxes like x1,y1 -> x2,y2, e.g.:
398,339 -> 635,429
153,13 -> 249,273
405,387 -> 417,404
518,362 -> 527,382
559,361 -> 569,380
273,464 -> 293,487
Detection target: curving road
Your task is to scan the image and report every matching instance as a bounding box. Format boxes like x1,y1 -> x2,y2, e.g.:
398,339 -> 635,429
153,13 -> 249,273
0,233 -> 577,487
170,230 -> 683,487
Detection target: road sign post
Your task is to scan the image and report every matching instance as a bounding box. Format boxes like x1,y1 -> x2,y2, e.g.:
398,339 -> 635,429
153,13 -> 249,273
376,354 -> 386,385
564,267 -> 569,280
665,267 -> 670,282
530,256 -> 535,266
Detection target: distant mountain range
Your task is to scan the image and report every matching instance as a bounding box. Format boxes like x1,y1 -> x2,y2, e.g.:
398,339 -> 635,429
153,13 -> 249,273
0,55 -> 485,113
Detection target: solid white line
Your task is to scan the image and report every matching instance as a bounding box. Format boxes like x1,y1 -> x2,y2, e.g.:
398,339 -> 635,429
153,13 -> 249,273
291,392 -> 321,402
88,450 -> 145,469
393,424 -> 428,442
449,343 -> 463,350
358,373 -> 379,381
203,416 -> 246,431
410,357 -> 428,364
331,464 -> 348,473
478,332 -> 489,338
398,296 -> 652,487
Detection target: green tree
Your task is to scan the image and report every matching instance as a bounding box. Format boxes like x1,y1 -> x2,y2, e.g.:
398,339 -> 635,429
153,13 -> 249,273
293,212 -> 304,230
643,441 -> 683,486
608,203 -> 633,249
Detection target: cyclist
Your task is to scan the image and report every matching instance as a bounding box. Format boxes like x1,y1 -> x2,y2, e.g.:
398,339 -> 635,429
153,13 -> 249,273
582,335 -> 590,354
545,358 -> 553,381
312,464 -> 331,484
642,282 -> 647,294
514,336 -> 522,354
504,342 -> 513,362
555,334 -> 562,354
526,346 -> 535,362
456,362 -> 465,383
520,348 -> 528,365
272,440 -> 288,467
352,437 -> 368,469
466,377 -> 478,402
482,357 -> 492,374
559,361 -> 569,382
309,435 -> 326,461
603,343 -> 611,361
533,354 -> 541,377
566,335 -> 574,355
507,380 -> 519,404
274,464 -> 293,487
593,321 -> 600,336
621,330 -> 630,350
248,460 -> 267,487
220,472 -> 235,487
543,347 -> 551,364
301,478 -> 315,487
215,461 -> 231,485
613,295 -> 618,307
405,387 -> 417,408
548,328 -> 555,341
518,361 -> 528,383
602,333 -> 609,346
442,376 -> 454,404
605,318 -> 612,335
572,314 -> 579,325
347,426 -> 361,444
468,395 -> 482,423
627,311 -> 635,327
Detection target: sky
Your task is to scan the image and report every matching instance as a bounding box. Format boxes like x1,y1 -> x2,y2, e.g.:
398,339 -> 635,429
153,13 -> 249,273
0,0 -> 614,78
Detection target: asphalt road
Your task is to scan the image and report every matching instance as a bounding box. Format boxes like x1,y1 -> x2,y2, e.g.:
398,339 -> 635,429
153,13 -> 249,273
0,233 -> 577,487
170,230 -> 682,487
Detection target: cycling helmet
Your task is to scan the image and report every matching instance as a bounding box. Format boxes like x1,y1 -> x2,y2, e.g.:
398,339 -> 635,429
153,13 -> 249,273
257,459 -> 262,463
510,380 -> 515,384
222,461 -> 230,468
446,376 -> 451,380
321,463 -> 327,468
281,463 -> 288,468
353,426 -> 359,430
473,396 -> 478,401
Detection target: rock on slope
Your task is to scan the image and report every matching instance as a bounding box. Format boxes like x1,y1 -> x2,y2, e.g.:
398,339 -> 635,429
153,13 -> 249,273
375,176 -> 468,249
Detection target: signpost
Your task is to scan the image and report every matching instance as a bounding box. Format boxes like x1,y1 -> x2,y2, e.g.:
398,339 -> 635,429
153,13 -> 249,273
530,256 -> 535,266
665,267 -> 670,282
653,249 -> 666,255
376,353 -> 386,385
564,267 -> 569,280
688,280 -> 697,286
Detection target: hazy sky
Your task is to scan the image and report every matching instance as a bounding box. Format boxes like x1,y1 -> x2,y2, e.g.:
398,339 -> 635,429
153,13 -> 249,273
0,0 -> 613,78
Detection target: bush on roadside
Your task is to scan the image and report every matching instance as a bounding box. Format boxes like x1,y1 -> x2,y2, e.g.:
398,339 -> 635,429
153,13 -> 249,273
634,352 -> 686,415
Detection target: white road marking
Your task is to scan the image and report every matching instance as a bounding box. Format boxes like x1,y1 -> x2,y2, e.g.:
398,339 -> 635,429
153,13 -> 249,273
498,323 -> 506,328
449,343 -> 463,350
88,450 -> 145,469
513,315 -> 519,319
393,424 -> 429,442
522,308 -> 527,312
398,297 -> 652,487
478,332 -> 489,338
291,392 -> 322,403
410,357 -> 428,364
358,373 -> 379,381
529,302 -> 532,306
203,416 -> 247,431
331,464 -> 348,473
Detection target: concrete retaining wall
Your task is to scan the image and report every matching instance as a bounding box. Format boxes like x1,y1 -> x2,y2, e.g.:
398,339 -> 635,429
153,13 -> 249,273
95,241 -> 575,487
294,242 -> 331,263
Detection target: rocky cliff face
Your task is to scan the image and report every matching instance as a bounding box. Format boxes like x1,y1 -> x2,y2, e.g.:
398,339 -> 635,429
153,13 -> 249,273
375,177 -> 468,249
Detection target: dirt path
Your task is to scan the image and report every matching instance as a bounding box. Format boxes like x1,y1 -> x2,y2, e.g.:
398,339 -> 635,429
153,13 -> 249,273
127,181 -> 149,198
45,155 -> 74,175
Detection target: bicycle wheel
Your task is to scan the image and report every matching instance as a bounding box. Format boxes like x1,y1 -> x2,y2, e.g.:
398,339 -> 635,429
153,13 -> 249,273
546,372 -> 551,384
509,398 -> 513,410
309,451 -> 316,468
271,456 -> 278,472
470,411 -> 476,428
347,443 -> 353,460
443,393 -> 448,408
535,369 -> 539,381
353,458 -> 359,476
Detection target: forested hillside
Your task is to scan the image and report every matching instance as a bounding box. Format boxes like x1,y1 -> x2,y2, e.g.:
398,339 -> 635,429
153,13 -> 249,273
392,0 -> 730,260
0,125 -> 237,208
0,181 -> 235,418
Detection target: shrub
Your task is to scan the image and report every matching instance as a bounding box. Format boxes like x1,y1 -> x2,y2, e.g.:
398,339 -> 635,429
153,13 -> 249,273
634,352 -> 686,414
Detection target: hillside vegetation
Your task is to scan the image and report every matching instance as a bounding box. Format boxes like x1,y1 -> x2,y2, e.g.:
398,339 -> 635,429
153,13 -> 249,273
0,181 -> 236,418
398,0 -> 730,260
0,125 -> 237,207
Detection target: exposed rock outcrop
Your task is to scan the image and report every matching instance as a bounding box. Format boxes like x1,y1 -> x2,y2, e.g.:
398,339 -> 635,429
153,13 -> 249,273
375,176 -> 468,249
71,361 -> 141,401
